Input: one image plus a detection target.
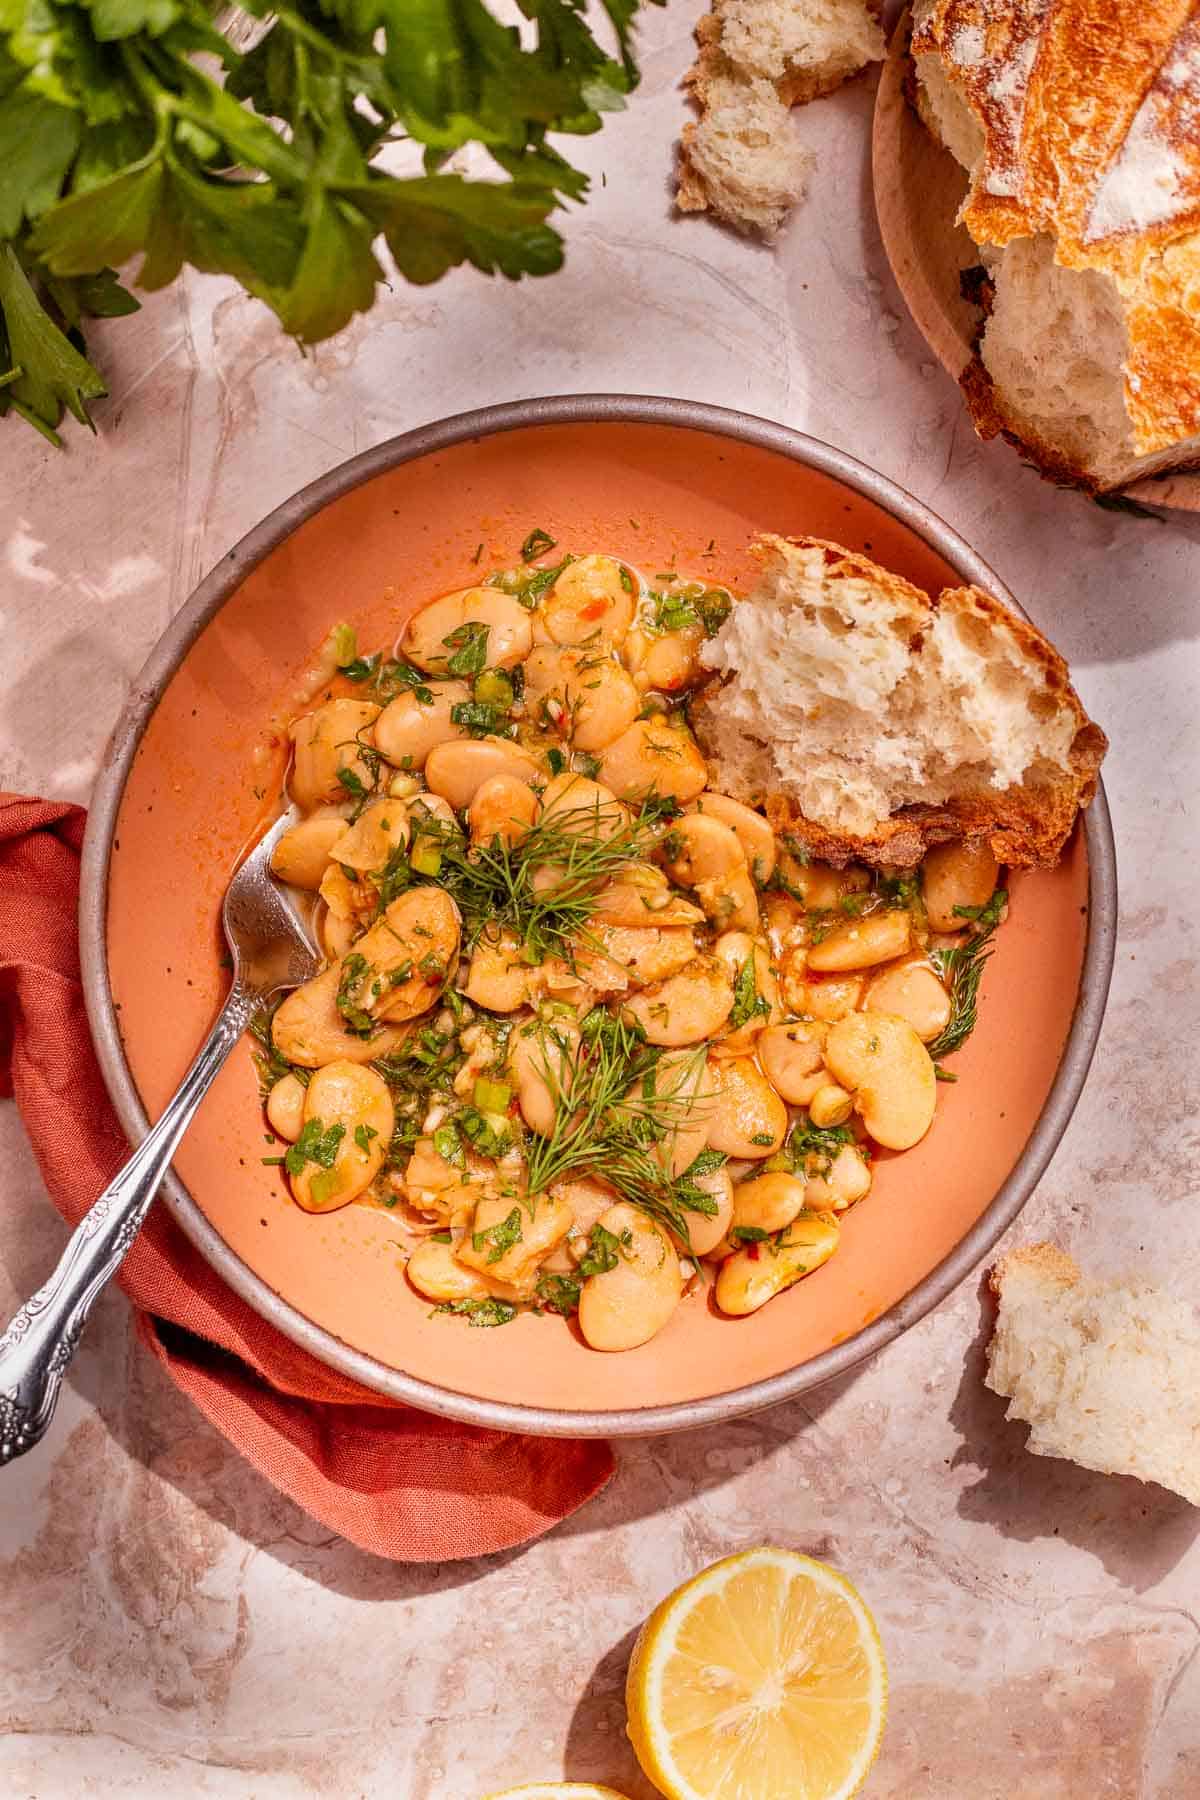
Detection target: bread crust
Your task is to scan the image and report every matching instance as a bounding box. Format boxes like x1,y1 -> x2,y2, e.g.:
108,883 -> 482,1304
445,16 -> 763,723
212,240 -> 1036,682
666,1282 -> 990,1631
912,0 -> 1200,484
989,1241 -> 1083,1299
690,534 -> 1107,870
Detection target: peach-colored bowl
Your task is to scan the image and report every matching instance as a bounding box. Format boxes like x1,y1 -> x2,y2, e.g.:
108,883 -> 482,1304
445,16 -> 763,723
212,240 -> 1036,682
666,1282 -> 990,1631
80,397 -> 1116,1437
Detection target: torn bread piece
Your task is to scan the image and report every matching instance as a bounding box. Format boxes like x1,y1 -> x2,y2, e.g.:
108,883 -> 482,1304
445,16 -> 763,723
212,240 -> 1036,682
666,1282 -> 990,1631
910,0 -> 1200,493
679,0 -> 885,238
691,534 -> 1106,867
987,1244 -> 1200,1507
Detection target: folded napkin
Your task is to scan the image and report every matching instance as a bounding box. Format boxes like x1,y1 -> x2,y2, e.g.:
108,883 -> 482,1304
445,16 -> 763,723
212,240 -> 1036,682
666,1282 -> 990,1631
0,795 -> 612,1558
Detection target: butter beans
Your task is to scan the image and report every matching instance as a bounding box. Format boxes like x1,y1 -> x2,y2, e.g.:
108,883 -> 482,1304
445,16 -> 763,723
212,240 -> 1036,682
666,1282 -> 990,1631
625,624 -> 705,692
624,955 -> 734,1046
712,932 -> 781,1053
539,771 -> 629,838
464,928 -> 534,1013
774,854 -> 870,912
271,816 -> 349,890
289,699 -> 381,810
625,1048 -> 713,1177
706,1057 -> 787,1159
425,736 -> 541,812
402,587 -> 532,673
598,925 -> 697,987
806,908 -> 912,972
661,812 -> 745,887
802,1143 -> 872,1213
683,1164 -> 734,1258
288,1060 -> 393,1213
329,798 -> 410,872
757,1020 -> 827,1105
510,1017 -> 579,1135
578,1202 -> 682,1351
598,716 -> 709,805
272,965 -> 411,1068
406,1239 -> 492,1304
730,1171 -> 807,1236
863,961 -> 952,1043
824,1010 -> 937,1151
715,1213 -> 840,1317
696,867 -> 760,934
523,645 -> 640,751
266,1072 -> 306,1141
374,681 -> 471,769
792,969 -> 866,1023
589,865 -> 704,927
469,773 -> 539,848
808,1083 -> 854,1128
922,840 -> 999,933
456,1191 -> 573,1298
543,555 -> 636,646
340,888 -> 461,1024
688,792 -> 776,884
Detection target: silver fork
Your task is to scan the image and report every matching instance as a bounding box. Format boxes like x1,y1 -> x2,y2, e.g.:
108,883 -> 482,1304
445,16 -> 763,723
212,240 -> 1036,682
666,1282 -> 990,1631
0,808 -> 320,1464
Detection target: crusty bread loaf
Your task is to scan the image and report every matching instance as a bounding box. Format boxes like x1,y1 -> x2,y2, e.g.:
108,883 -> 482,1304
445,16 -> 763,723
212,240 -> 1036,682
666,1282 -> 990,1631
910,1 -> 1200,493
678,0 -> 884,238
691,534 -> 1106,867
987,1244 -> 1200,1506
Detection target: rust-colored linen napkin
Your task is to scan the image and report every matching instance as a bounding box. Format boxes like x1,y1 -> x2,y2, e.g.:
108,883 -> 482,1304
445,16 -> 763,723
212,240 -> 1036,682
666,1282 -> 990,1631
0,795 -> 612,1558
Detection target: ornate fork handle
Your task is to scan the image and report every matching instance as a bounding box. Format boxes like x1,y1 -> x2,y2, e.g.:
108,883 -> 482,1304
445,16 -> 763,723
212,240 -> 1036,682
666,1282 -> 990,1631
0,983 -> 258,1463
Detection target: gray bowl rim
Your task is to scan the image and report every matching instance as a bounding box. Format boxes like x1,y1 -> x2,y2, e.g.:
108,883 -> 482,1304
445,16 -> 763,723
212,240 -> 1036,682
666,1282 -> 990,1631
79,393 -> 1117,1439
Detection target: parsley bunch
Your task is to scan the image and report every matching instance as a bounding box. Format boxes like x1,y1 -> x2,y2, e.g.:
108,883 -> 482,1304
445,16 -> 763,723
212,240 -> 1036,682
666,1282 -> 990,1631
0,0 -> 658,445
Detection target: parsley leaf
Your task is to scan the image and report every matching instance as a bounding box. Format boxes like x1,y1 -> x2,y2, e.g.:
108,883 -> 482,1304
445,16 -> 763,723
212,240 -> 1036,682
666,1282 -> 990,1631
284,1117 -> 346,1177
433,1297 -> 518,1328
471,1205 -> 524,1265
443,621 -> 490,677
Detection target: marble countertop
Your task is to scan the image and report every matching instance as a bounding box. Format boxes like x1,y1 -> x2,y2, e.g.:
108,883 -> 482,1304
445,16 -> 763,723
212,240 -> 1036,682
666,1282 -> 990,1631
3,9 -> 1199,1796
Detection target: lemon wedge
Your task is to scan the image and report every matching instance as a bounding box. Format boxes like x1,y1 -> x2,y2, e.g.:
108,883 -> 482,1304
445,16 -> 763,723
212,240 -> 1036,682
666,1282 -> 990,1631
482,1787 -> 632,1799
625,1546 -> 887,1800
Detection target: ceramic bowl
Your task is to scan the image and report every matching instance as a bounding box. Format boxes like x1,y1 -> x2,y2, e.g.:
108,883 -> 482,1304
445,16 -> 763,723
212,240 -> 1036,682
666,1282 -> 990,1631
80,395 -> 1116,1436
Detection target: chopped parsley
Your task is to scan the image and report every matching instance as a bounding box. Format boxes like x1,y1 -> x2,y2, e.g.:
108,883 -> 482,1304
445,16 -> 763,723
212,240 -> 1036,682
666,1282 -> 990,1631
433,1297 -> 518,1328
284,1117 -> 346,1178
521,527 -> 557,560
471,1205 -> 524,1265
443,621 -> 490,677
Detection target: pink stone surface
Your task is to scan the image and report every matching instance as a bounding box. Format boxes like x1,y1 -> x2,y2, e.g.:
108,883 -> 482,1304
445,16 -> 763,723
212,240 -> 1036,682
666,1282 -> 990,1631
2,7 -> 1199,1795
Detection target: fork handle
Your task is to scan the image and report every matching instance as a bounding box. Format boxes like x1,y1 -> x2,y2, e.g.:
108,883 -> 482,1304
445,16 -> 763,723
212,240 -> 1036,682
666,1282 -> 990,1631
0,983 -> 258,1464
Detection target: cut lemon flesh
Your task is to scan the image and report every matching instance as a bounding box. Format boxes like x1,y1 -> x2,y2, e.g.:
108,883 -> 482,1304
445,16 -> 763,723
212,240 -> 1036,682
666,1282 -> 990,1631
482,1787 -> 632,1799
626,1547 -> 887,1800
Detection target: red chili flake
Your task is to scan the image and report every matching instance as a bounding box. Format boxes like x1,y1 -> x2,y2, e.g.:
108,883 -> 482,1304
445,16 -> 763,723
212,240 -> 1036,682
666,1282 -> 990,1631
747,1242 -> 761,1261
580,599 -> 607,620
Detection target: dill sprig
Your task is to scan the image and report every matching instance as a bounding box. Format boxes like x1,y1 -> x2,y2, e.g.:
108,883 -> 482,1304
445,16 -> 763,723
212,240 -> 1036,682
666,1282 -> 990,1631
524,1014 -> 717,1247
927,889 -> 1009,1060
435,791 -> 678,964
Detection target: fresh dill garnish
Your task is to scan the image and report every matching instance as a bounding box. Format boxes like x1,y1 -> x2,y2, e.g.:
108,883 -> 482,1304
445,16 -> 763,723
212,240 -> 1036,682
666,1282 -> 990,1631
926,889 -> 1008,1060
431,793 -> 675,964
521,1019 -> 717,1247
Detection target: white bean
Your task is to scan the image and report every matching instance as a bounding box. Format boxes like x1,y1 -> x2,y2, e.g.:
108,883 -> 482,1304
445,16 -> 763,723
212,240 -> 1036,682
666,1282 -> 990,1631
577,1202 -> 682,1351
374,682 -> 471,769
289,1060 -> 393,1213
402,587 -> 532,672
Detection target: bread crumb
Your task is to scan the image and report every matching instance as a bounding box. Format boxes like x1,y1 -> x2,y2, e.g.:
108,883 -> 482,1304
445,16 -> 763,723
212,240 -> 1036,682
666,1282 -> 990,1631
678,0 -> 884,238
987,1244 -> 1200,1506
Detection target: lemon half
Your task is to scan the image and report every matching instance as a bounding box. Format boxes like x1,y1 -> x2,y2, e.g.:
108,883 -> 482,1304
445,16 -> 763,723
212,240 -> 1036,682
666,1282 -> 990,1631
482,1787 -> 632,1799
626,1547 -> 887,1800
